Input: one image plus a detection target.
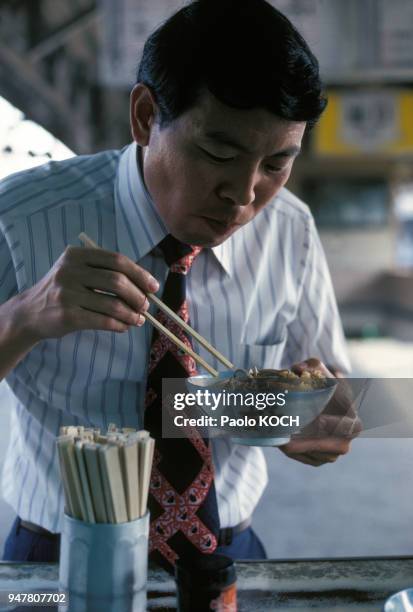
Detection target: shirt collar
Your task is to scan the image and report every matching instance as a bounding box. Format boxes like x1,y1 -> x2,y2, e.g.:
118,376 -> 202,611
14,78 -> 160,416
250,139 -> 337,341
115,142 -> 233,275
211,240 -> 233,276
115,142 -> 168,262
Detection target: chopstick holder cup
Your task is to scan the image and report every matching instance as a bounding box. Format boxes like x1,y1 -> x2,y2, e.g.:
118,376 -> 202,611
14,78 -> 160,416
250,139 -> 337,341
59,511 -> 150,610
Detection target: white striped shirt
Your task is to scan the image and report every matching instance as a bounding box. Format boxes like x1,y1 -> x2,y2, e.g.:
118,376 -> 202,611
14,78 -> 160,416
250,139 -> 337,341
0,142 -> 350,532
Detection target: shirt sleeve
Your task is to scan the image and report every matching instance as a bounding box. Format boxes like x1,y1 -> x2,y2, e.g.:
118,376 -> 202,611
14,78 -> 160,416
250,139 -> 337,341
284,217 -> 351,374
0,233 -> 18,305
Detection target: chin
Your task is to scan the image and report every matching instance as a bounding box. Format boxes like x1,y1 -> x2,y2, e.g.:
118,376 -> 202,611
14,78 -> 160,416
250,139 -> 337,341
171,228 -> 225,248
182,234 -> 224,248
197,236 -> 226,247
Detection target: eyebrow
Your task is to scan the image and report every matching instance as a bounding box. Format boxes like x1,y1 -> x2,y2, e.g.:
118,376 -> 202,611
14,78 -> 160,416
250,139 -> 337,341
203,130 -> 301,158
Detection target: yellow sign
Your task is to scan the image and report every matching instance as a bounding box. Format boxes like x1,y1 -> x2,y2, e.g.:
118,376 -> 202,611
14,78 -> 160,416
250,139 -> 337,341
314,89 -> 413,156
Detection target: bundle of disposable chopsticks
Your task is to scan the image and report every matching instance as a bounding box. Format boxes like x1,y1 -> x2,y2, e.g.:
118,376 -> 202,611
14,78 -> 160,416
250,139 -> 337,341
57,425 -> 155,524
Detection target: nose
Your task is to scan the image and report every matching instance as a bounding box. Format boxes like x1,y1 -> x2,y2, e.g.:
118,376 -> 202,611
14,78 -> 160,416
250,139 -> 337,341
217,166 -> 258,207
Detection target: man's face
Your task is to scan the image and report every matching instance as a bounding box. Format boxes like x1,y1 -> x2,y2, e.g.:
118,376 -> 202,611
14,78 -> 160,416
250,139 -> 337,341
140,91 -> 306,247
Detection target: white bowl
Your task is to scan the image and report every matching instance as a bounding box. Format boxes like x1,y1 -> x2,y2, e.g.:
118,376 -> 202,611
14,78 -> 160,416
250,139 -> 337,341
384,588 -> 413,611
186,370 -> 338,446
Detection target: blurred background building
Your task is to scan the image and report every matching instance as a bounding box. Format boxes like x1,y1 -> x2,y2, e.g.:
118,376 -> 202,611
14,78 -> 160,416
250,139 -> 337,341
0,0 -> 412,559
2,0 -> 413,343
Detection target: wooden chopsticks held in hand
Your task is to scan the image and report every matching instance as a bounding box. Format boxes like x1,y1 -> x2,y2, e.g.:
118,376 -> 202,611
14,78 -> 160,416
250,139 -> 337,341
78,233 -> 235,377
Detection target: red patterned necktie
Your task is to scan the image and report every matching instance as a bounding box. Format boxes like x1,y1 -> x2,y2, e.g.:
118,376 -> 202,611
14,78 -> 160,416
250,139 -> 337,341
144,234 -> 220,574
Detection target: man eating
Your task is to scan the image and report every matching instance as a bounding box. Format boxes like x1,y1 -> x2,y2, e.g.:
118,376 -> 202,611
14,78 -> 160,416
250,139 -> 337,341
0,0 -> 359,568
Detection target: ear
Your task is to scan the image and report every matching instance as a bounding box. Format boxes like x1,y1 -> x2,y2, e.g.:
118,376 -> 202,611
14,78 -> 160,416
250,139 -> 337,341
130,83 -> 158,146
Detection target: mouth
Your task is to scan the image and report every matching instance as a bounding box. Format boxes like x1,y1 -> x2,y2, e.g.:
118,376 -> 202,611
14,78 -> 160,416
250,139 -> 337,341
202,216 -> 241,232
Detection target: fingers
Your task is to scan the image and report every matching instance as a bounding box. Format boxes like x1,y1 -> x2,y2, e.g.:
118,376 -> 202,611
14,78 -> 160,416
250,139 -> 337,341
75,268 -> 150,315
318,415 -> 363,438
63,246 -> 160,294
331,415 -> 363,438
297,411 -> 362,440
291,357 -> 333,378
279,437 -> 353,467
306,452 -> 340,464
77,290 -> 145,327
291,452 -> 343,466
22,245 -> 160,341
76,307 -> 131,333
280,436 -> 351,456
324,378 -> 357,418
56,246 -> 160,324
291,360 -> 360,422
292,363 -> 359,421
285,453 -> 336,467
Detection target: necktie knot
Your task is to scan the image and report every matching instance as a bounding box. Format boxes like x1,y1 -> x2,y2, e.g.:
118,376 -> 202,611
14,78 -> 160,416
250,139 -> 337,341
158,234 -> 202,274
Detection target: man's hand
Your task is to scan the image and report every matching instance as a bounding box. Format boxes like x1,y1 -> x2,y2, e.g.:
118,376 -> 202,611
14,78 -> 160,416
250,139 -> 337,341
278,358 -> 362,467
12,246 -> 160,343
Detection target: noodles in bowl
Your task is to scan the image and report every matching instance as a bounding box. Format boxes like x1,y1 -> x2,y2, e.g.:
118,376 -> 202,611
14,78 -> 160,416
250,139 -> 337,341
186,368 -> 338,446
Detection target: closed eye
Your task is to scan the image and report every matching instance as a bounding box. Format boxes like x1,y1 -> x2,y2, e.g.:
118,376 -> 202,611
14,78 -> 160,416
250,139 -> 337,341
200,146 -> 291,172
265,164 -> 288,174
200,147 -> 235,162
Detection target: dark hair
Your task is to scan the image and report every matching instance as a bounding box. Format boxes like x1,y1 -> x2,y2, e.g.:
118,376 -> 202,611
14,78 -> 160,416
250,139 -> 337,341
137,0 -> 327,128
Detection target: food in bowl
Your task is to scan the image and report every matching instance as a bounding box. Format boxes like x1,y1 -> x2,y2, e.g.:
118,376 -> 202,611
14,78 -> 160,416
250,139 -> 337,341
186,368 -> 337,446
216,367 -> 329,392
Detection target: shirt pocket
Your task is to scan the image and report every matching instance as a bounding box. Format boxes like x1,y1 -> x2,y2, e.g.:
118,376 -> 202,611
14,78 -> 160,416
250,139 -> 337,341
233,339 -> 287,371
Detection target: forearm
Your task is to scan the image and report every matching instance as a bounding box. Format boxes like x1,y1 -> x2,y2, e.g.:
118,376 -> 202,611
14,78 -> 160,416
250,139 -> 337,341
0,246 -> 158,383
0,293 -> 39,381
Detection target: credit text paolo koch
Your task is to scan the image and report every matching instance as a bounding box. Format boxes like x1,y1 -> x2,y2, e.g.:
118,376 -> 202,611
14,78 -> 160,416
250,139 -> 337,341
173,414 -> 300,427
